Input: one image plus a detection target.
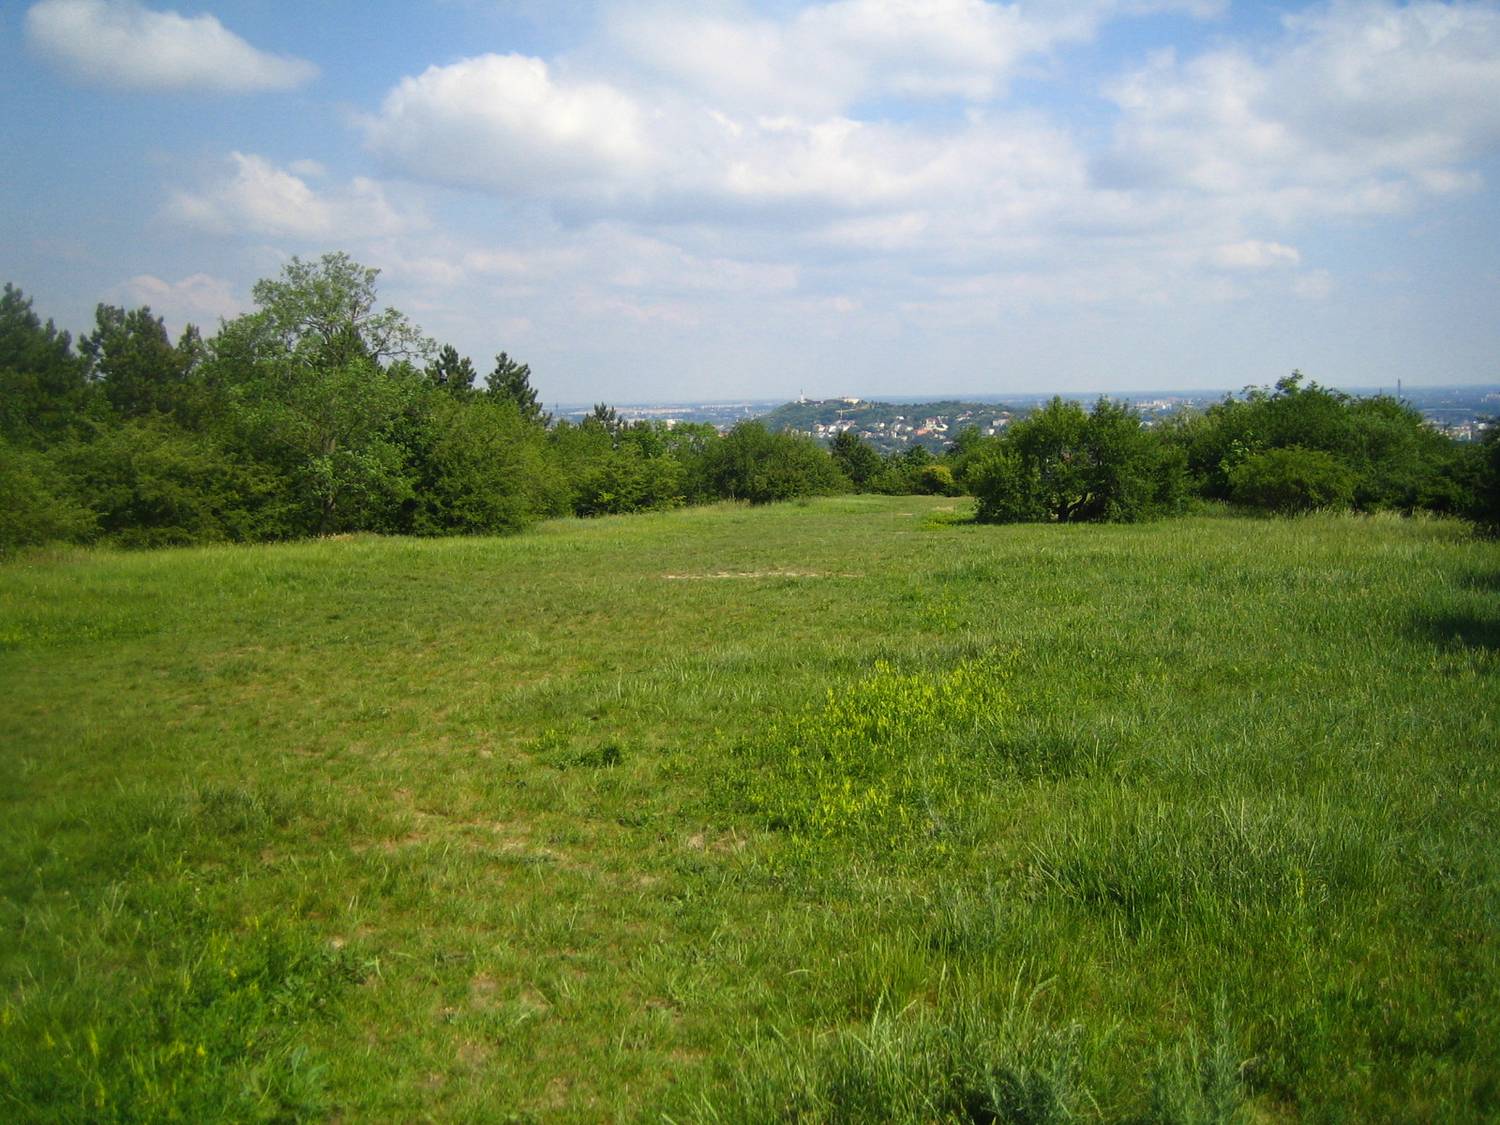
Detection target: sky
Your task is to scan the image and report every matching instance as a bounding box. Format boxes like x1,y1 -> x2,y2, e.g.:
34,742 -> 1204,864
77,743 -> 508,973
2,0 -> 1498,403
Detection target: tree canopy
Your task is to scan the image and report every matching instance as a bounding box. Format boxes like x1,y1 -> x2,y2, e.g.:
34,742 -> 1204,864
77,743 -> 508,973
966,397 -> 1186,524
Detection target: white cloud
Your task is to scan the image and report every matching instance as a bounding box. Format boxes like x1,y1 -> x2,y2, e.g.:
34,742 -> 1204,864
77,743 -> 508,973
167,153 -> 414,241
1211,240 -> 1302,269
605,0 -> 1223,116
115,273 -> 244,328
607,0 -> 1027,116
1102,1 -> 1500,218
25,0 -> 316,93
123,1 -> 1493,401
364,54 -> 650,200
364,48 -> 1083,231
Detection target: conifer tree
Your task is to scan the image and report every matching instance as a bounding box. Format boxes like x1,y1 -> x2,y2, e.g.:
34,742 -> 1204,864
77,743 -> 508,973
425,344 -> 476,396
486,351 -> 547,425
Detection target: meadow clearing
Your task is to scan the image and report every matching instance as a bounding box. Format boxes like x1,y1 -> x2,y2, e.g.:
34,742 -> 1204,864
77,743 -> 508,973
1,496 -> 1496,1121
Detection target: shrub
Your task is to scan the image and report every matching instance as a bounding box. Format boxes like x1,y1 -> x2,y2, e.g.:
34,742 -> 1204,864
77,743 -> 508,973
0,439 -> 96,553
915,463 -> 960,496
51,420 -> 282,547
966,446 -> 1046,523
408,394 -> 551,535
697,421 -> 847,504
968,398 -> 1186,524
830,429 -> 883,489
1473,422 -> 1500,533
1228,446 -> 1355,514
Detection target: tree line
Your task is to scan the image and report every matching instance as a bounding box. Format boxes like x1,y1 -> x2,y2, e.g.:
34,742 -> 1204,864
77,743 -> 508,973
0,254 -> 853,552
2,253 -> 1496,554
961,377 -> 1497,527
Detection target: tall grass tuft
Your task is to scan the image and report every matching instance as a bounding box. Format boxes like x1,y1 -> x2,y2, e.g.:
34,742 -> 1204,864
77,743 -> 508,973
705,989 -> 1091,1124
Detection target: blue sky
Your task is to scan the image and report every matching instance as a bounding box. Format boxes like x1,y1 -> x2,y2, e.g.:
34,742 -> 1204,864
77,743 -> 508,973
3,0 -> 1498,403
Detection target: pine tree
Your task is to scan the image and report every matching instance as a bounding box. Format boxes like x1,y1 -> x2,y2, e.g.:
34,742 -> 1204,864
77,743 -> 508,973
425,344 -> 477,396
486,352 -> 547,425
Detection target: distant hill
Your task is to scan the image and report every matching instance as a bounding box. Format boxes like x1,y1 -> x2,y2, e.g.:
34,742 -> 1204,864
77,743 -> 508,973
758,397 -> 1017,453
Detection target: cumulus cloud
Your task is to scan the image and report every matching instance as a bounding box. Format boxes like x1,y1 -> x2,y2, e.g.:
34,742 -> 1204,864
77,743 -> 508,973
604,0 -> 1224,116
131,0 -> 1497,397
25,0 -> 317,93
115,272 -> 244,326
607,0 -> 1029,116
1101,1 -> 1500,217
364,54 -> 650,200
361,1 -> 1233,225
364,49 -> 1083,231
167,153 -> 413,241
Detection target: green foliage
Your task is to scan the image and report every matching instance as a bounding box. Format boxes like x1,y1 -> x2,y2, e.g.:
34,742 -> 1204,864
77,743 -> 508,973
1228,446 -> 1355,514
82,304 -> 203,421
51,419 -> 281,547
830,429 -> 883,489
547,418 -> 687,516
408,394 -> 551,535
223,356 -> 421,536
968,397 -> 1186,523
963,445 -> 1042,521
697,420 -> 848,503
585,401 -> 621,435
868,444 -> 939,495
576,443 -> 686,516
211,256 -> 437,536
1166,372 -> 1465,516
916,462 -> 960,496
246,252 -> 430,367
741,651 -> 1016,848
5,261 -> 1493,554
424,343 -> 477,396
0,283 -> 94,445
1473,423 -> 1500,533
485,352 -> 547,425
0,439 -> 96,553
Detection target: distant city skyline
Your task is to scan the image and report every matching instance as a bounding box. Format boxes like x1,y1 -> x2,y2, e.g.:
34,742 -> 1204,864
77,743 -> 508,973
4,1 -> 1499,402
550,382 -> 1500,409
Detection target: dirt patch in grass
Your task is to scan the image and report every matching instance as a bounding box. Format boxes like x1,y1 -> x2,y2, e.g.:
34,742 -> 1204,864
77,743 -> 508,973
685,829 -> 748,854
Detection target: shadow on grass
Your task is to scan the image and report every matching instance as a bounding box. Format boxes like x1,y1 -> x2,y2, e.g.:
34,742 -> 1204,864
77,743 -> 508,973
1413,610 -> 1500,652
1460,568 -> 1500,594
923,504 -> 981,529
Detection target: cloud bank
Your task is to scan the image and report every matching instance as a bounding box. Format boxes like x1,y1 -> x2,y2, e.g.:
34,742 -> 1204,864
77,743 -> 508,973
139,1 -> 1500,397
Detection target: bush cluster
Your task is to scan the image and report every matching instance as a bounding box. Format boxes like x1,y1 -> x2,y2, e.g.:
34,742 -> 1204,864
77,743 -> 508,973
811,374 -> 1494,528
0,259 -> 856,554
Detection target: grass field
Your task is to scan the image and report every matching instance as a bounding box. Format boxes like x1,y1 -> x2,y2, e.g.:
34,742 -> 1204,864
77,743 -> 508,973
1,496 -> 1497,1122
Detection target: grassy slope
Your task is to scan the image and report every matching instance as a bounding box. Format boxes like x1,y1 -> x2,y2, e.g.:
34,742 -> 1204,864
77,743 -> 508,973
0,496 -> 1496,1122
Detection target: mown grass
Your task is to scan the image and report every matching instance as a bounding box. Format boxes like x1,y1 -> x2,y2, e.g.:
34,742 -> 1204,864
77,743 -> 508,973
1,496 -> 1496,1121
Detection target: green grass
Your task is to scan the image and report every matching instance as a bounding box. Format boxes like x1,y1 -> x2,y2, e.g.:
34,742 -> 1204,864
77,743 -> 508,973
1,496 -> 1496,1121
